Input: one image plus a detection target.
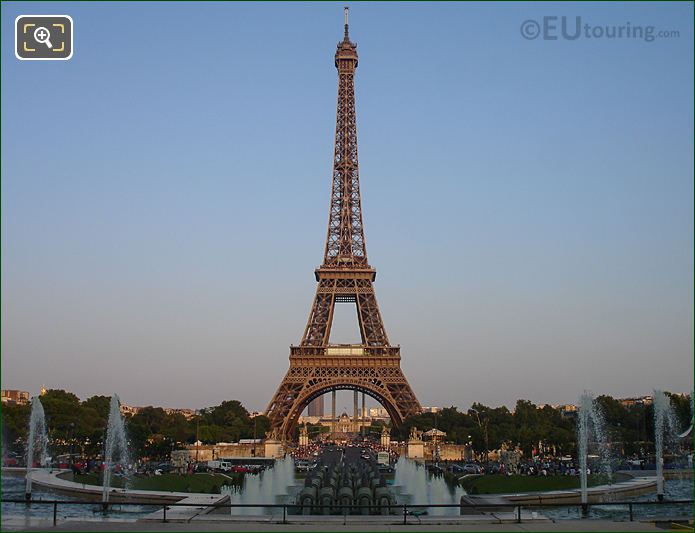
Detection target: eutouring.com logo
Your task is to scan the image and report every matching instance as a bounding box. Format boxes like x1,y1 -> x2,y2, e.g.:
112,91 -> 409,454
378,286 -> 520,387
520,16 -> 680,42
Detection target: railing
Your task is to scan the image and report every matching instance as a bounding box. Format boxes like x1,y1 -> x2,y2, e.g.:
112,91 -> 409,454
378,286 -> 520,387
2,499 -> 692,527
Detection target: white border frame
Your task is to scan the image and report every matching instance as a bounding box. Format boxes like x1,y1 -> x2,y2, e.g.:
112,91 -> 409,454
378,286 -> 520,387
15,15 -> 74,61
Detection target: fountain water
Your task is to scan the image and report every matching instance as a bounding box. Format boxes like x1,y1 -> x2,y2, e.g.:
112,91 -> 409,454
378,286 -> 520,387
392,456 -> 465,516
678,391 -> 695,439
576,392 -> 611,506
223,456 -> 296,515
653,390 -> 678,501
102,394 -> 129,505
25,396 -> 49,500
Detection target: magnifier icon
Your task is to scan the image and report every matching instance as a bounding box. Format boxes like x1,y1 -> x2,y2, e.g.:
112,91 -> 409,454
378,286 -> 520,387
34,26 -> 53,49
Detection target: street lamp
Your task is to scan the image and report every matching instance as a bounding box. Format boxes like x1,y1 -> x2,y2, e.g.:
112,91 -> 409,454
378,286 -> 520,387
433,411 -> 441,465
195,413 -> 200,463
252,417 -> 257,457
68,422 -> 75,463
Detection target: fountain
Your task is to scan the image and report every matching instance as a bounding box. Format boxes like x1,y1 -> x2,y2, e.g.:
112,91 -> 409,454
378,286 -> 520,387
653,390 -> 678,501
678,391 -> 694,439
392,456 -> 465,516
224,455 -> 296,515
25,396 -> 49,500
576,392 -> 611,509
102,394 -> 129,507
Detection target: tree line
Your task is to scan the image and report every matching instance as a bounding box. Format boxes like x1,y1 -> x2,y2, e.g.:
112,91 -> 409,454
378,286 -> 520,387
394,393 -> 692,457
1,389 -> 270,461
2,389 -> 690,461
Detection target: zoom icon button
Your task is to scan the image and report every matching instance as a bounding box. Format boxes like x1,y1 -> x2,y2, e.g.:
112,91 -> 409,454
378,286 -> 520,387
16,15 -> 73,60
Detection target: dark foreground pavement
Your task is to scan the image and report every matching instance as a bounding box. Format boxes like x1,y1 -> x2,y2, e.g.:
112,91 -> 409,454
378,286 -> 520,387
3,518 -> 691,532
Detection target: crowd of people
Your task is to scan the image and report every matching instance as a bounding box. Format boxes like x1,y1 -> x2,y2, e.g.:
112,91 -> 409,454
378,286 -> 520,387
290,436 -> 397,463
438,457 -> 590,477
440,451 -> 692,478
67,458 -> 172,477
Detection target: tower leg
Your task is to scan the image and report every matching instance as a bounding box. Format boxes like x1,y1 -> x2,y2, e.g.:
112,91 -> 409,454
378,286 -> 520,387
362,393 -> 366,437
332,390 -> 337,438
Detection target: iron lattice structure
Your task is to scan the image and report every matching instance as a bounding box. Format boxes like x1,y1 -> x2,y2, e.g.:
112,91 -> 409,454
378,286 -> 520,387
265,12 -> 421,439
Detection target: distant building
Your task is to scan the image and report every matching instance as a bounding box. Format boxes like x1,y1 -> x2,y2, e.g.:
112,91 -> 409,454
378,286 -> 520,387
119,404 -> 196,419
297,415 -> 322,425
335,411 -> 363,434
421,406 -> 441,414
619,396 -> 653,408
1,390 -> 30,405
307,397 -> 324,417
368,407 -> 390,420
120,404 -> 141,416
538,404 -> 577,417
163,408 -> 196,419
559,404 -> 577,413
298,412 -> 372,434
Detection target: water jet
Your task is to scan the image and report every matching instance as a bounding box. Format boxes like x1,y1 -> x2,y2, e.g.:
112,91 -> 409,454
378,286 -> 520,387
102,394 -> 129,506
25,396 -> 48,501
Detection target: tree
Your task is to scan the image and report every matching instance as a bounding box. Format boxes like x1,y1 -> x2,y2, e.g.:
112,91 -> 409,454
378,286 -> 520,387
513,400 -> 541,455
666,392 -> 693,433
40,390 -> 82,455
1,402 -> 31,454
77,396 -> 110,452
253,415 -> 271,439
161,413 -> 193,444
131,407 -> 167,435
82,396 -> 111,420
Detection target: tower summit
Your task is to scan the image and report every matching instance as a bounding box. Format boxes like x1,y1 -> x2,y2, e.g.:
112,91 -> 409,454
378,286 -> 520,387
265,10 -> 421,439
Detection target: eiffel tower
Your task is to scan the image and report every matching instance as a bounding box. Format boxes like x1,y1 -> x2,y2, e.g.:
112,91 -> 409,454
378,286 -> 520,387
265,8 -> 421,439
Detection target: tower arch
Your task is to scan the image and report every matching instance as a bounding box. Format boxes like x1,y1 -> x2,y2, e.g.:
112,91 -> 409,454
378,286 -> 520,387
283,381 -> 405,438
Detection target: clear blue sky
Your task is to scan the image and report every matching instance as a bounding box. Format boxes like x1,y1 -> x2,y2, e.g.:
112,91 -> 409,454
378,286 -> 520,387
2,2 -> 693,412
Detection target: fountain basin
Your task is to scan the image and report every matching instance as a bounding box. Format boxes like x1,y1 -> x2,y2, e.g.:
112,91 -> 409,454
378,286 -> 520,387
26,469 -> 219,505
466,472 -> 657,506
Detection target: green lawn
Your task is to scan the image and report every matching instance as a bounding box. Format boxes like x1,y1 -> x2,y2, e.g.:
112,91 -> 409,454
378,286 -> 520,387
69,472 -> 241,494
459,474 -> 613,495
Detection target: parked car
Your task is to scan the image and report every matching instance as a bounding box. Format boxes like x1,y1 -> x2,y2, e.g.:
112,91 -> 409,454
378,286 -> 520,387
461,464 -> 482,475
427,464 -> 444,475
206,460 -> 232,472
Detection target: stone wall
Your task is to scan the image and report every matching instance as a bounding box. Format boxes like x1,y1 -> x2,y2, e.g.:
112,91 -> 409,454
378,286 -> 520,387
391,443 -> 469,461
178,443 -> 264,461
436,443 -> 470,461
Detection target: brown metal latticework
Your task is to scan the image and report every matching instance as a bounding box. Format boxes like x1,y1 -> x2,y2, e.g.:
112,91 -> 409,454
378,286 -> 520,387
265,10 -> 421,439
